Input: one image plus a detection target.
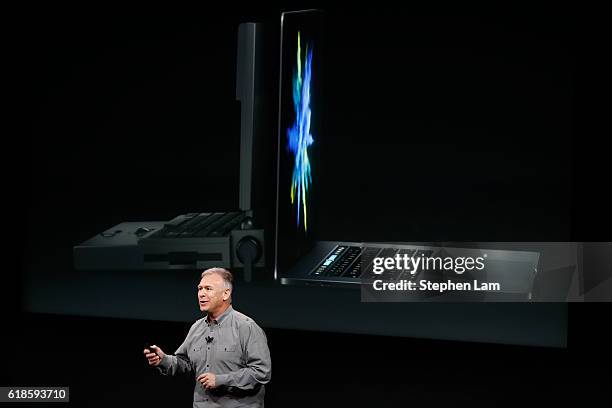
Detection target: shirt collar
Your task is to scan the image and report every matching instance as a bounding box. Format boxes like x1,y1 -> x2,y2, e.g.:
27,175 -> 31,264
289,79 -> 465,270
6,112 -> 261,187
206,304 -> 234,326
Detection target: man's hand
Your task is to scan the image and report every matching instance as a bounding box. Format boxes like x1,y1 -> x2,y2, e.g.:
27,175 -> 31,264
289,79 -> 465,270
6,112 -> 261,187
143,345 -> 166,367
197,373 -> 217,389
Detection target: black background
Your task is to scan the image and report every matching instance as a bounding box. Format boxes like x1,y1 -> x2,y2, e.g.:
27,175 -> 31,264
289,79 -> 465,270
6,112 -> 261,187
12,2 -> 612,407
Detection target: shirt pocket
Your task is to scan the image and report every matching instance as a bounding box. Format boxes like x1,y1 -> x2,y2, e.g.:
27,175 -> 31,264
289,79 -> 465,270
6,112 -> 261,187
188,344 -> 206,364
219,344 -> 236,353
217,343 -> 242,365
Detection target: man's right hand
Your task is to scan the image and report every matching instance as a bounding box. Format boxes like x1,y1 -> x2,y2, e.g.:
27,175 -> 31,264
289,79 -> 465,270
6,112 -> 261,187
143,345 -> 166,367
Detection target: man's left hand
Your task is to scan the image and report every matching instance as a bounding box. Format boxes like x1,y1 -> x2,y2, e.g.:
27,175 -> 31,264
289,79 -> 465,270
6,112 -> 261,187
197,373 -> 217,389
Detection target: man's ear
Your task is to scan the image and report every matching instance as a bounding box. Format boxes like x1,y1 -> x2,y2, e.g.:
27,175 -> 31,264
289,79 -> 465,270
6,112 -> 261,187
223,288 -> 231,301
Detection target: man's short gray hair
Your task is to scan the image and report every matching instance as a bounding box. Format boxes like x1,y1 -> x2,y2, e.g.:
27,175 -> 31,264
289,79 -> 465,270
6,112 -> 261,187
201,267 -> 233,290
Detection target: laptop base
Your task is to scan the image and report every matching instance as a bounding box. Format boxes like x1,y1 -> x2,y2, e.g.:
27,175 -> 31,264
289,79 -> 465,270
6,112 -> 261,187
73,215 -> 265,273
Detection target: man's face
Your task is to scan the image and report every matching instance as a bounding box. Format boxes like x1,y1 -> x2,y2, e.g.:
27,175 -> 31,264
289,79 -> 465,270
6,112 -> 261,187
197,274 -> 230,314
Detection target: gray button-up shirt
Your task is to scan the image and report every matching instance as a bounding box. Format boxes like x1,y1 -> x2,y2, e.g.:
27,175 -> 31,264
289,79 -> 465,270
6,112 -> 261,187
157,305 -> 271,407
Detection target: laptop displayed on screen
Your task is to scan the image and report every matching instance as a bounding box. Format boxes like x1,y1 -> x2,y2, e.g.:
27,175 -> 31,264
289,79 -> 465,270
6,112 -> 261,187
274,10 -> 540,296
73,23 -> 268,280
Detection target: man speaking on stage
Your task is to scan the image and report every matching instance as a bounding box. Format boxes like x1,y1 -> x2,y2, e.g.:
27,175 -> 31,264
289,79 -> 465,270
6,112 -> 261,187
143,268 -> 272,407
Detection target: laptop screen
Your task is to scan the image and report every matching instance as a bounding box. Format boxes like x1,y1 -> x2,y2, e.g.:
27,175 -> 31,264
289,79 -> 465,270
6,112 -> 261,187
275,10 -> 326,278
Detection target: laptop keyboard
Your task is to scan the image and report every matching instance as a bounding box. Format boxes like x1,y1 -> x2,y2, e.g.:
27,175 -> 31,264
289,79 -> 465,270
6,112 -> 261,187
311,245 -> 434,279
325,246 -> 362,277
148,212 -> 246,238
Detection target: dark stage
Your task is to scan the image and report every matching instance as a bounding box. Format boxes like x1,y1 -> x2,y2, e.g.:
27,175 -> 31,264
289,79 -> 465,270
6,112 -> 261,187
14,3 -> 611,407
